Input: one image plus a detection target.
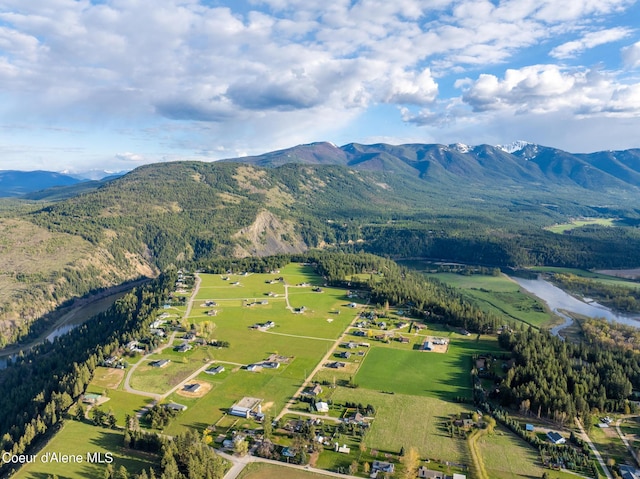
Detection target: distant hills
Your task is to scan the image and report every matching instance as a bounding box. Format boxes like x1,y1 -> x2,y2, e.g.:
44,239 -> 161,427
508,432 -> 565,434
0,170 -> 124,198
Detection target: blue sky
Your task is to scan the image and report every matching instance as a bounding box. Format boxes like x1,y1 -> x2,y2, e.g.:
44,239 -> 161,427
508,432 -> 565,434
1,0 -> 640,173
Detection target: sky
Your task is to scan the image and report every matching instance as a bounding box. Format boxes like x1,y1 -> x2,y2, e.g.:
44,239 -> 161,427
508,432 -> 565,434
1,0 -> 640,174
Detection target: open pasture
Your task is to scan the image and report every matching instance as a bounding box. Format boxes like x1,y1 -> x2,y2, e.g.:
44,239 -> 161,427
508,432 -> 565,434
14,421 -> 157,479
129,356 -> 209,394
545,217 -> 617,234
332,387 -> 471,464
422,272 -> 552,328
89,366 -> 125,390
355,336 -> 502,400
86,389 -> 152,426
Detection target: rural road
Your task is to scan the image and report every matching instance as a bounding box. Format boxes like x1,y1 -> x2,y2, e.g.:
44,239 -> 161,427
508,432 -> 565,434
276,305 -> 363,421
122,274 -> 202,399
217,450 -> 363,479
615,417 -> 640,467
575,418 -> 612,479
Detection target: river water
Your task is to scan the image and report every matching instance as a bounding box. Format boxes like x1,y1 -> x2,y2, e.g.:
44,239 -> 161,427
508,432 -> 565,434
511,276 -> 640,334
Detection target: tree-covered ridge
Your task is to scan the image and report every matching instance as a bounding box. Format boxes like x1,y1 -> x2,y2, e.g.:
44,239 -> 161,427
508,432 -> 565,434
2,158 -> 640,347
0,271 -> 177,478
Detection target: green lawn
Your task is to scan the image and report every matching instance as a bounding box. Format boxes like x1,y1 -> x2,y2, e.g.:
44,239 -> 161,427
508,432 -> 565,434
14,421 -> 158,479
129,357 -> 208,394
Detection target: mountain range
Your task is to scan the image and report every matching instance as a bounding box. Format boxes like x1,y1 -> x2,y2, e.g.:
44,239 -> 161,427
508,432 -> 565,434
4,142 -> 640,198
227,141 -> 640,192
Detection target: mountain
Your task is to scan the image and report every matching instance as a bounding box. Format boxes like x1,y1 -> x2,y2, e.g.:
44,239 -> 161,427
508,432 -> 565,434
227,141 -> 640,192
0,170 -> 82,197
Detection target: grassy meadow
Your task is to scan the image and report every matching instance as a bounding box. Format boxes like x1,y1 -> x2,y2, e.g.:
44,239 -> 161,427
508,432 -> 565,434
14,421 -> 158,479
420,271 -> 553,328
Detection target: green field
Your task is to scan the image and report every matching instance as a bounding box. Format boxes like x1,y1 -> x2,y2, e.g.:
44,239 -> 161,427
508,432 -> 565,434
39,262 -> 552,478
422,272 -> 553,328
85,389 -> 152,426
332,387 -> 470,464
479,426 -> 554,479
14,421 -> 158,479
545,218 -> 617,234
354,337 -> 502,400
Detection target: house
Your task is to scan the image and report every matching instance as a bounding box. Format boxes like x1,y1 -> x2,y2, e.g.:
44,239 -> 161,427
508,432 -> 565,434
525,424 -> 535,432
360,342 -> 370,347
205,365 -> 225,375
347,412 -> 365,424
423,341 -> 433,351
150,328 -> 165,337
620,465 -> 640,479
418,468 -> 444,479
452,474 -> 467,479
262,361 -> 280,369
349,302 -> 357,308
175,343 -> 192,353
229,397 -> 262,418
165,402 -> 187,411
82,393 -> 102,405
183,383 -> 201,393
246,364 -> 261,372
303,384 -> 323,397
316,402 -> 329,413
335,443 -> 350,454
546,431 -> 566,445
346,341 -> 357,349
371,461 -> 395,475
264,321 -> 275,329
338,351 -> 351,359
328,361 -> 346,368
151,359 -> 170,368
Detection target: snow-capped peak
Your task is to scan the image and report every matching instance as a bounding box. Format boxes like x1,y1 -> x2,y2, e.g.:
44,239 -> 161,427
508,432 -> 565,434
497,140 -> 532,154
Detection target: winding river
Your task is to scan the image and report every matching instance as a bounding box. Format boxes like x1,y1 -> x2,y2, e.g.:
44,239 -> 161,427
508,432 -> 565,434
511,275 -> 640,334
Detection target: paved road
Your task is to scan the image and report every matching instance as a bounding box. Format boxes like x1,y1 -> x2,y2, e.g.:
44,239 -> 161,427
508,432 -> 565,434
575,418 -> 612,479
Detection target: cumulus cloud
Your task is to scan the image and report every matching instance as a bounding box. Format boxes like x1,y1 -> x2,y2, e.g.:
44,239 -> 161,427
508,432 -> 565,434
550,27 -> 632,59
0,0 -> 640,168
457,64 -> 640,119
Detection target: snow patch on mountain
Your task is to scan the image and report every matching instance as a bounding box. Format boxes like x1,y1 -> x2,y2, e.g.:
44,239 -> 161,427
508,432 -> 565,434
497,140 -> 532,154
450,143 -> 472,153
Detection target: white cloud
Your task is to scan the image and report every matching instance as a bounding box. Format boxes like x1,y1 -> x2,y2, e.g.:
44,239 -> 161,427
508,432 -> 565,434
115,152 -> 145,162
622,41 -> 640,68
457,64 -> 640,118
0,0 -> 639,169
550,27 -> 632,59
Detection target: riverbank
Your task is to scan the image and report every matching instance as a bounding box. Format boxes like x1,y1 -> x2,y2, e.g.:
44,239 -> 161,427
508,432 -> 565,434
0,277 -> 151,360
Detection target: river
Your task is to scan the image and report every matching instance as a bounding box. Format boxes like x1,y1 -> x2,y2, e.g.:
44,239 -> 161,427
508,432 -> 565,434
511,275 -> 640,334
0,278 -> 150,368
